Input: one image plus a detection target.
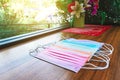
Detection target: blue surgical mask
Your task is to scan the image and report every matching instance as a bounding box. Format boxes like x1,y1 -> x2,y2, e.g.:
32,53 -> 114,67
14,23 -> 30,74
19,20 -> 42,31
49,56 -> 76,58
57,38 -> 103,54
62,38 -> 104,49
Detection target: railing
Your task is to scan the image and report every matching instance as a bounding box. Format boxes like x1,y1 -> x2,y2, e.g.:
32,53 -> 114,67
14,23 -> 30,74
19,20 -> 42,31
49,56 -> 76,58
0,24 -> 69,46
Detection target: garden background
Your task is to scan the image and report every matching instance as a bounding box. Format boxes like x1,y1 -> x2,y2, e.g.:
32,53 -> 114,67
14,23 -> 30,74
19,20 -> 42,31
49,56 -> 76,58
0,0 -> 120,39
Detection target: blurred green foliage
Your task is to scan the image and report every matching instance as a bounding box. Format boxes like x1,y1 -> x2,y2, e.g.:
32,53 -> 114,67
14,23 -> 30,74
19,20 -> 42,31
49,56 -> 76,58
55,0 -> 73,23
0,0 -> 64,39
85,0 -> 120,25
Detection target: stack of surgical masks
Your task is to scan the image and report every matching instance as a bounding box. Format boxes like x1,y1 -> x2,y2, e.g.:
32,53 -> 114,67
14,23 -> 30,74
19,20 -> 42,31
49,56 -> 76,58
30,38 -> 114,72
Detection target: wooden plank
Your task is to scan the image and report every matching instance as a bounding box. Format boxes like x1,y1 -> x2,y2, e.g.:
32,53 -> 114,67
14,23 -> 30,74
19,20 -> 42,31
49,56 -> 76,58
0,26 -> 120,80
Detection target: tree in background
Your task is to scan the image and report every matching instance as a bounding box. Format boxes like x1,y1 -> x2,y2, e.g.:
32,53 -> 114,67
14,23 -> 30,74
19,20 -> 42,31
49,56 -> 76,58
0,0 -> 60,25
0,0 -> 18,24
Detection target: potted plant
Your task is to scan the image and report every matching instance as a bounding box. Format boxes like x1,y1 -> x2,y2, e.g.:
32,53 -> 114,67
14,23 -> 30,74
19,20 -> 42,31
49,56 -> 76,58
56,0 -> 99,27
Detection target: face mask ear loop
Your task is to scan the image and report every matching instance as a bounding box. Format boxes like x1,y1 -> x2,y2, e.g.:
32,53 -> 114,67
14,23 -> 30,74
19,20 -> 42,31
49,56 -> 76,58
82,53 -> 109,70
97,43 -> 114,56
102,43 -> 114,55
95,52 -> 110,61
29,45 -> 47,58
29,49 -> 37,58
89,47 -> 111,63
105,43 -> 114,53
90,53 -> 110,62
82,61 -> 109,70
82,63 -> 98,69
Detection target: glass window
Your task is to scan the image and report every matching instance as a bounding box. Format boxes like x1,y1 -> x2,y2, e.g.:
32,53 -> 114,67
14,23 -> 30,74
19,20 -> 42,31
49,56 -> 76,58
0,0 -> 70,39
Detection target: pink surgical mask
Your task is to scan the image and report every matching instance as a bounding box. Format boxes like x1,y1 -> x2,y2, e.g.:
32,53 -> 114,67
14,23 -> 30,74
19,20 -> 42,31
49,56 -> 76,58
29,38 -> 114,72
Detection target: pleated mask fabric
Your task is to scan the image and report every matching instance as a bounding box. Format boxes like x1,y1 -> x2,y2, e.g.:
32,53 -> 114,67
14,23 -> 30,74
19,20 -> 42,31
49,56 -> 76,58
29,38 -> 113,72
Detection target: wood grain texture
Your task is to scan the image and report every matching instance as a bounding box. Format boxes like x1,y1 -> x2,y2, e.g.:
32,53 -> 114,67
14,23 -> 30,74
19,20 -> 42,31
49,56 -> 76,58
0,26 -> 120,80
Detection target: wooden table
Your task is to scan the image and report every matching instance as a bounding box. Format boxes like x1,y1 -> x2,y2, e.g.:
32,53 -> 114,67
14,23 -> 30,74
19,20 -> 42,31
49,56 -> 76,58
0,26 -> 120,80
